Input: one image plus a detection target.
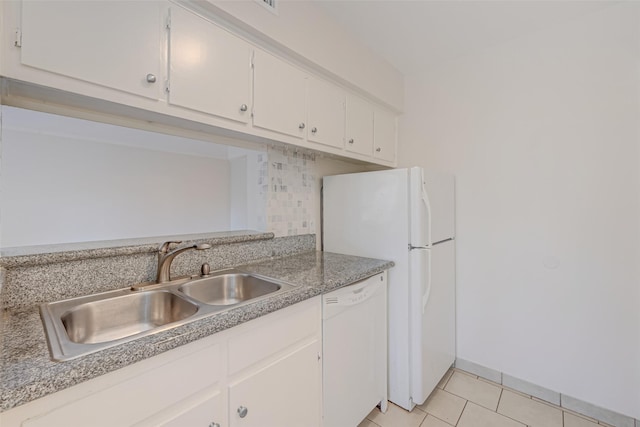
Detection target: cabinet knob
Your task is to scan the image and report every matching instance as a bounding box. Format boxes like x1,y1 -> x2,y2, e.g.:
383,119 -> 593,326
376,147 -> 381,152
240,104 -> 248,112
299,122 -> 305,130
146,73 -> 157,83
209,423 -> 220,427
238,406 -> 248,418
348,138 -> 354,144
311,127 -> 317,133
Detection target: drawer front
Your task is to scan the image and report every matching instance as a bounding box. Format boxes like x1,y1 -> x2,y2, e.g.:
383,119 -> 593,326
145,387 -> 225,427
23,343 -> 222,427
227,297 -> 320,375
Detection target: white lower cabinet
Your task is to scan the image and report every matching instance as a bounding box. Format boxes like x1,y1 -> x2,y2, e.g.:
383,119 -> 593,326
20,342 -> 226,427
229,341 -> 321,427
1,297 -> 321,427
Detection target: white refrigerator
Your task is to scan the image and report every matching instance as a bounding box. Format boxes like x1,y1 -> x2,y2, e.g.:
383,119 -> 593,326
323,167 -> 456,411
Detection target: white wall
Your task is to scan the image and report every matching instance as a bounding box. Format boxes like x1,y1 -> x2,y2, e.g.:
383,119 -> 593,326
1,107 -> 234,247
228,147 -> 268,232
229,155 -> 248,229
398,3 -> 640,419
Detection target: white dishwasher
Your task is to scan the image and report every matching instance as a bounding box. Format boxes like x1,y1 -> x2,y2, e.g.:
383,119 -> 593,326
322,271 -> 388,427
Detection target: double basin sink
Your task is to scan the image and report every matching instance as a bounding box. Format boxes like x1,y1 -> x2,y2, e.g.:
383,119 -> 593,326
40,270 -> 296,361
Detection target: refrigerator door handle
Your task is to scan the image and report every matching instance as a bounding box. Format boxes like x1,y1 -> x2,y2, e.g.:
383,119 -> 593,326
410,167 -> 432,248
422,249 -> 432,314
422,186 -> 433,249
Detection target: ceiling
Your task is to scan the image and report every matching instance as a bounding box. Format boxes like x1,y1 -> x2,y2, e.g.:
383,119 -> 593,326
315,0 -> 620,75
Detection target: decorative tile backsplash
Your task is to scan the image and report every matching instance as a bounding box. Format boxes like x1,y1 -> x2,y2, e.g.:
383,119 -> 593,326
258,146 -> 316,237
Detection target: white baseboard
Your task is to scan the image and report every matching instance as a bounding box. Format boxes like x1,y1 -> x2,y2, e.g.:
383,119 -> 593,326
454,358 -> 638,427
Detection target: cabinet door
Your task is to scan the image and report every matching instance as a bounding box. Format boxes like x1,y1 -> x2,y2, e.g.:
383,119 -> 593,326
253,50 -> 307,139
228,341 -> 321,427
345,94 -> 374,156
373,109 -> 397,162
168,6 -> 252,123
307,77 -> 345,149
21,1 -> 163,100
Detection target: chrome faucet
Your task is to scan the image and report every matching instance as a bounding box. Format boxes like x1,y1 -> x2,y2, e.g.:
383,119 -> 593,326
156,241 -> 211,284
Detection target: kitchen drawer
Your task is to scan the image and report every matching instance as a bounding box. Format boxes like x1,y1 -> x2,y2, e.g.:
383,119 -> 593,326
135,386 -> 224,427
227,297 -> 320,375
22,343 -> 222,427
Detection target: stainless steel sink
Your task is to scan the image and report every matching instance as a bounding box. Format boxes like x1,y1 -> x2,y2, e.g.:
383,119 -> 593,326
178,273 -> 281,305
40,269 -> 296,361
61,291 -> 198,344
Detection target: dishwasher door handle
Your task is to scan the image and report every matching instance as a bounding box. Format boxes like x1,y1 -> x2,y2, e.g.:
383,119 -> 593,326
326,283 -> 381,306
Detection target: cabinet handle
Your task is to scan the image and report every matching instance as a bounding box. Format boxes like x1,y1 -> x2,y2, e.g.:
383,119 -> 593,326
376,147 -> 381,152
240,104 -> 248,112
348,138 -> 354,144
299,122 -> 306,130
238,406 -> 248,418
146,73 -> 157,83
311,127 -> 317,133
209,423 -> 221,427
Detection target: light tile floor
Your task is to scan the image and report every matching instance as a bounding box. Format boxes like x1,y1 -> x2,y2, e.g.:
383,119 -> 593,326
359,369 -> 615,427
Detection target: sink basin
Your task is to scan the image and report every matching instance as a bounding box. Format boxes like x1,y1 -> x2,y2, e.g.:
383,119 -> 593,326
61,290 -> 198,344
178,273 -> 282,305
40,270 -> 295,361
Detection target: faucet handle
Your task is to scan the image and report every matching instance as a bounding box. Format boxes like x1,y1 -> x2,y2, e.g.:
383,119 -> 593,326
201,263 -> 211,276
158,241 -> 182,253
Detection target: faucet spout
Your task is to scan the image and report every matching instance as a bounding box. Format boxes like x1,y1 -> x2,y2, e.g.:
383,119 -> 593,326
156,242 -> 211,284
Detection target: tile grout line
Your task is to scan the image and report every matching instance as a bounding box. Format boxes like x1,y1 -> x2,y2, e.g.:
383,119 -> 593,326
442,370 -> 453,389
475,380 -> 556,427
496,387 -> 504,412
455,399 -> 469,426
429,412 -> 457,427
465,399 -> 528,427
499,385 -> 566,427
491,387 -> 534,426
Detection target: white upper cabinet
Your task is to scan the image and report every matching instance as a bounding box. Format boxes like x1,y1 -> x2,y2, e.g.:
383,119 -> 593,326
345,94 -> 374,157
20,1 -> 163,100
306,76 -> 345,149
252,49 -> 307,139
373,109 -> 397,163
8,1 -> 398,166
168,6 -> 252,123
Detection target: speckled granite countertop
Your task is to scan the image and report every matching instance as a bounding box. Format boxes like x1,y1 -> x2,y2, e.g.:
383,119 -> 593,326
0,250 -> 393,412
